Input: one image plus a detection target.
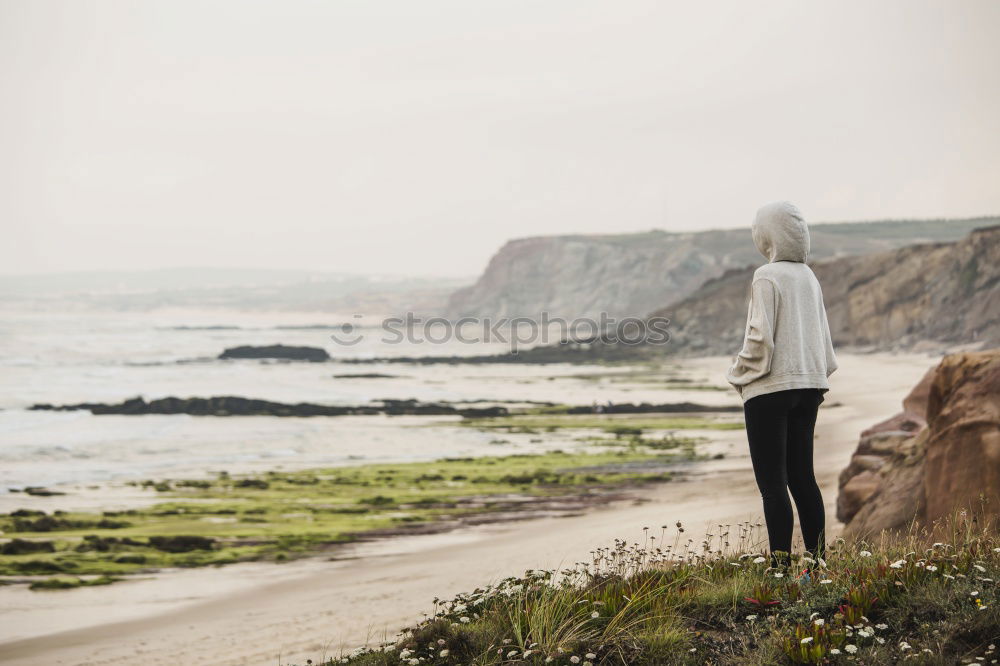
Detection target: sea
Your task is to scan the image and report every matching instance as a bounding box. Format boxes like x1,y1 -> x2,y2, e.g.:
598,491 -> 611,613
0,304 -> 725,510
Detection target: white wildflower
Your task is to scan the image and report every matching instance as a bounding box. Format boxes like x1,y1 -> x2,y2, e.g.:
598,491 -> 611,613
459,616 -> 470,623
890,559 -> 906,568
801,637 -> 814,644
875,623 -> 888,630
845,644 -> 858,654
819,579 -> 833,584
860,550 -> 872,557
570,657 -> 580,664
591,611 -> 599,618
814,618 -> 825,626
753,556 -> 766,564
927,565 -> 938,571
746,614 -> 758,621
974,564 -> 987,572
899,642 -> 912,651
586,654 -> 596,659
830,648 -> 841,655
439,649 -> 450,657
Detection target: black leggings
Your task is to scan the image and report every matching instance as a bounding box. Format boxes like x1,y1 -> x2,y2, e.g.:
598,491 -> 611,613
743,388 -> 826,567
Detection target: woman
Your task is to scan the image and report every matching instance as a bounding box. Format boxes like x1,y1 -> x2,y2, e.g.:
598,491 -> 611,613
726,201 -> 838,575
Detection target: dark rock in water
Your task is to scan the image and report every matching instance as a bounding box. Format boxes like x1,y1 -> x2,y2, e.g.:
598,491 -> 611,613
165,325 -> 241,331
147,535 -> 215,553
27,396 -> 734,418
1,538 -> 56,555
75,535 -> 146,552
233,478 -> 269,490
24,486 -> 66,496
339,339 -> 658,365
29,396 -> 509,418
9,514 -> 131,532
331,373 -> 401,379
219,344 -> 330,362
375,399 -> 504,417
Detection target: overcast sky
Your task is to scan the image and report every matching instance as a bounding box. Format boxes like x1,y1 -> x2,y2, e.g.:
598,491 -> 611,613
2,0 -> 999,277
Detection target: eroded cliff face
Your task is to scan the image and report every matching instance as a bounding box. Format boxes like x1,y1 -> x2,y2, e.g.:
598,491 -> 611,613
838,350 -> 1000,540
446,219 -> 992,321
654,225 -> 1000,354
446,230 -> 760,321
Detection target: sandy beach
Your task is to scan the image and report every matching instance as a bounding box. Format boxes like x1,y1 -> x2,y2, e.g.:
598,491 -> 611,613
0,352 -> 937,666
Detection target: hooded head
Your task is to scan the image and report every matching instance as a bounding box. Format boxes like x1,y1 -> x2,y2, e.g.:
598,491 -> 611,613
751,201 -> 810,263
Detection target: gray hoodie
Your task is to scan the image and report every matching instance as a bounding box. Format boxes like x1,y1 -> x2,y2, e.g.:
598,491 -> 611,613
725,201 -> 838,403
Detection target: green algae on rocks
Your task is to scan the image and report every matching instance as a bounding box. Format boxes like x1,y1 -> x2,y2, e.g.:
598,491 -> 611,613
0,447 -> 697,590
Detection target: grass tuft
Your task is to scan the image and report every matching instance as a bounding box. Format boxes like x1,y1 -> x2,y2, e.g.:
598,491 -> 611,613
309,505 -> 999,665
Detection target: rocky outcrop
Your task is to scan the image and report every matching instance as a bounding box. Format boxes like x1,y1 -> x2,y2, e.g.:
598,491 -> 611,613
446,218 -> 993,321
219,345 -> 330,362
338,340 -> 657,365
838,350 -> 1000,539
655,225 -> 1000,354
836,365 -> 936,524
921,351 -> 1000,525
28,397 -> 738,417
29,397 -> 507,418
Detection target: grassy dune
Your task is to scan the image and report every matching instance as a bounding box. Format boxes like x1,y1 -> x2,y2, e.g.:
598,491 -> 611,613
318,509 -> 999,665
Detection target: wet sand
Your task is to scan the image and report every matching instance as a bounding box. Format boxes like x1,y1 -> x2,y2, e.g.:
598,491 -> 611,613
0,352 -> 937,666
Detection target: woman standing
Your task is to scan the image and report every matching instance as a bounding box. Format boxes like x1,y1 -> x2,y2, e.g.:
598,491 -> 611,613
726,201 -> 838,575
